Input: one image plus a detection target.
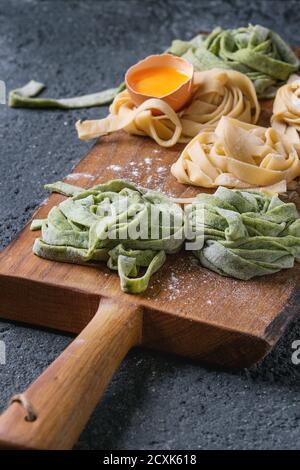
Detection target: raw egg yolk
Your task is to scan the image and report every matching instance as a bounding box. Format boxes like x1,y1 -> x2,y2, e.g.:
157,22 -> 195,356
131,66 -> 189,98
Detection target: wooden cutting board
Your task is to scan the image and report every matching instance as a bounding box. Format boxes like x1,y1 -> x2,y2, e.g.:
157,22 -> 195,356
1,99 -> 300,369
0,82 -> 300,450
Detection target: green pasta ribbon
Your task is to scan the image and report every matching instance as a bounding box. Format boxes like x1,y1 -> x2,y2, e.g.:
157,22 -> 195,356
188,187 -> 300,280
9,80 -> 125,109
168,25 -> 300,98
31,179 -> 185,293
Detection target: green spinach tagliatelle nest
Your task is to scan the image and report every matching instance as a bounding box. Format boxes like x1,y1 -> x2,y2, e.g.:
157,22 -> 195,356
168,24 -> 300,99
31,180 -> 185,294
189,186 -> 300,280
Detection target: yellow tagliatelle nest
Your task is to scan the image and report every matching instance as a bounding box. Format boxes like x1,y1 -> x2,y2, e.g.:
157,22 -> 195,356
76,69 -> 260,147
171,116 -> 300,189
272,74 -> 300,143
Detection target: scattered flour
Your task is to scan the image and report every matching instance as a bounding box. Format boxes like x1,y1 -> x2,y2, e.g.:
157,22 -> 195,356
157,166 -> 167,173
107,164 -> 122,172
66,172 -> 94,181
167,272 -> 181,300
40,197 -> 49,206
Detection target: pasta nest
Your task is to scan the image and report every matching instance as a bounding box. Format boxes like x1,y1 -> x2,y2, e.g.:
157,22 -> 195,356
272,74 -> 300,143
76,69 -> 260,148
171,116 -> 300,189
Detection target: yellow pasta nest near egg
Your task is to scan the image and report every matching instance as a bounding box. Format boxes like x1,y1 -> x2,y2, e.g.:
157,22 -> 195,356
272,74 -> 300,143
171,116 -> 300,189
76,69 -> 260,147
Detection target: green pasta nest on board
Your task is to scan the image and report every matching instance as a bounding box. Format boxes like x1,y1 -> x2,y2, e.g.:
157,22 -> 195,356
168,24 -> 300,98
31,179 -> 185,294
189,187 -> 300,280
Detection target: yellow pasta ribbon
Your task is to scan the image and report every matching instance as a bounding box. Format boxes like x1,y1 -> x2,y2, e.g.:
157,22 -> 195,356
272,74 -> 300,143
76,69 -> 260,148
171,116 -> 300,189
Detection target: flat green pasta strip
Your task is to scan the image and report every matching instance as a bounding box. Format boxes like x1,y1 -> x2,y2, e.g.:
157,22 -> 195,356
33,238 -> 109,264
44,181 -> 85,197
9,80 -> 125,109
30,219 -> 45,231
117,251 -> 166,294
108,245 -> 167,294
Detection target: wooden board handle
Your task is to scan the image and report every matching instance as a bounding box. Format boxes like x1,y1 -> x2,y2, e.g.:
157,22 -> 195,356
0,297 -> 143,450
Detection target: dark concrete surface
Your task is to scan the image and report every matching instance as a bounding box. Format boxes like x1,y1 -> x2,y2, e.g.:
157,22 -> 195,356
0,0 -> 300,450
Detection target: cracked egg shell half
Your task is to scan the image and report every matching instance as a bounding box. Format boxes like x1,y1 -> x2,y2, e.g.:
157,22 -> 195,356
125,54 -> 194,113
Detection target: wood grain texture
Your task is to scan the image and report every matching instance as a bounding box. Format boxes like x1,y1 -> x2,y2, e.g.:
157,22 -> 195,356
0,298 -> 142,450
0,73 -> 300,370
